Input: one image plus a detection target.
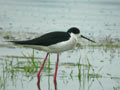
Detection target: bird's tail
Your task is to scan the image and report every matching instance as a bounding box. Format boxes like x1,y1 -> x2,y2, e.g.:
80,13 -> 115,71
7,40 -> 29,45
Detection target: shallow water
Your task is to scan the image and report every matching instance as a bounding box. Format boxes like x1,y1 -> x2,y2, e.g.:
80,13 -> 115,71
0,46 -> 120,90
0,0 -> 120,90
0,0 -> 120,39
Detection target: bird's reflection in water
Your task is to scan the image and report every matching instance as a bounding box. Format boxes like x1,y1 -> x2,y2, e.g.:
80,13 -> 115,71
37,79 -> 41,90
37,79 -> 57,90
54,80 -> 57,90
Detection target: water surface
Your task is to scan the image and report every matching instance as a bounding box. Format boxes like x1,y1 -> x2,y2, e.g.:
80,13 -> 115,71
0,0 -> 120,90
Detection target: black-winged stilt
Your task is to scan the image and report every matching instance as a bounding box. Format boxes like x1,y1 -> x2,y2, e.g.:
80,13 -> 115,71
9,27 -> 95,90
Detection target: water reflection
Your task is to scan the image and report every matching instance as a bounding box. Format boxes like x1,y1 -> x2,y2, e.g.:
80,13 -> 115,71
54,80 -> 57,90
0,0 -> 120,89
0,46 -> 120,90
38,77 -> 57,90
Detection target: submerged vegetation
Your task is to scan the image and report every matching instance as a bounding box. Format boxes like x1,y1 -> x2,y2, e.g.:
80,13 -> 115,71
0,46 -> 119,90
0,29 -> 120,48
88,43 -> 120,48
0,30 -> 120,90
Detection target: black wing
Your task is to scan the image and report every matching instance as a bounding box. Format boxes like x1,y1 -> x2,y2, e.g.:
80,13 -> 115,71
10,31 -> 70,46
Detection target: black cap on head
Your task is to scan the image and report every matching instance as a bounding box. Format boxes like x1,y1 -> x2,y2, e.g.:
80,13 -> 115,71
67,27 -> 80,34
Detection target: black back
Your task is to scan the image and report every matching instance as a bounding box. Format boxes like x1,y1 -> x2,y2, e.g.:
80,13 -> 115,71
11,31 -> 70,46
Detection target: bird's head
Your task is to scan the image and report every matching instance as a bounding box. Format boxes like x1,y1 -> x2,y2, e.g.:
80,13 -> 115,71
67,27 -> 96,43
67,27 -> 80,35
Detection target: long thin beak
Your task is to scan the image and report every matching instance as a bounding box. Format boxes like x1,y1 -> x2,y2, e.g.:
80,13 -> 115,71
81,35 -> 96,43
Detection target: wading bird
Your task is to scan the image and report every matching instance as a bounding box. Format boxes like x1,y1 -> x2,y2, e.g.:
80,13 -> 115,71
9,27 -> 95,90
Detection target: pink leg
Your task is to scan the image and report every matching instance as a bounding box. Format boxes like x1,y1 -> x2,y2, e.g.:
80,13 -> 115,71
37,53 -> 49,90
54,54 -> 59,83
